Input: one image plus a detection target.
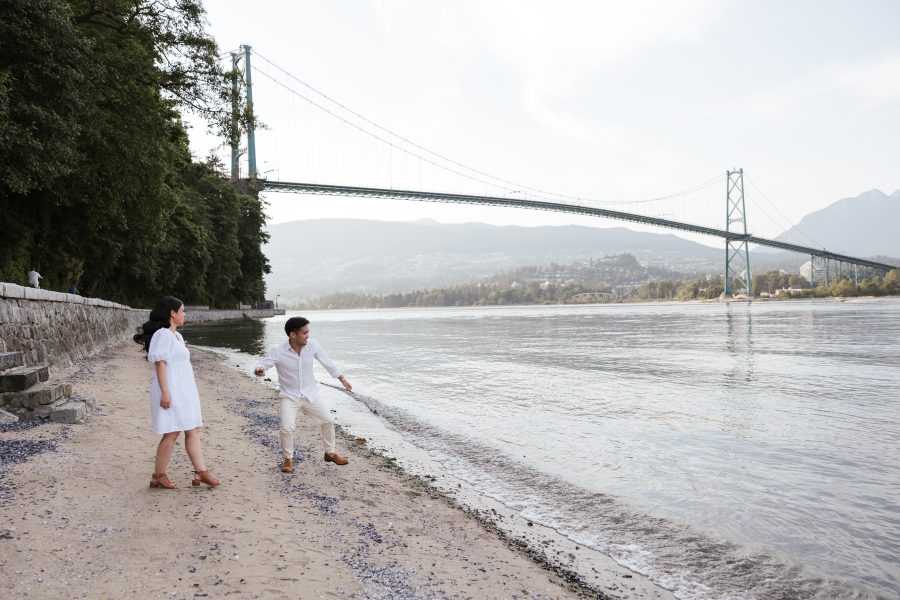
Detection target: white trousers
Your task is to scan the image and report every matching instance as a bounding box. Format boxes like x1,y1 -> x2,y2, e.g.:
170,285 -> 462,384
279,393 -> 336,458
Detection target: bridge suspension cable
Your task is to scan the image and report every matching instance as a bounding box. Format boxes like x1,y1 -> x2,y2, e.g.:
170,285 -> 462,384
247,48 -> 725,214
217,48 -> 241,59
252,65 -> 539,199
744,176 -> 823,248
252,49 -> 587,204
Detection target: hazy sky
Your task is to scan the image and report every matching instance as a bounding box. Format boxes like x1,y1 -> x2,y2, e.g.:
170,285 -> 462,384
187,0 -> 900,243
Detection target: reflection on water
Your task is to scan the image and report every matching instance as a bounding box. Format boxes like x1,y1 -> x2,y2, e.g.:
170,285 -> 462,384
724,305 -> 755,386
181,318 -> 267,356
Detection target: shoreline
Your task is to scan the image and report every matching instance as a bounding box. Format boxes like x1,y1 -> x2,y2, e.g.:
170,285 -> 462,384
286,293 -> 900,313
0,342 -> 672,599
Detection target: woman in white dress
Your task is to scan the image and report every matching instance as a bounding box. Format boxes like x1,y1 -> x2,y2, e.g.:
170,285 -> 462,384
134,296 -> 220,489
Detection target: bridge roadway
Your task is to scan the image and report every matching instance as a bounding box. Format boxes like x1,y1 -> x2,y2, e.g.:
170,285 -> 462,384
261,181 -> 897,272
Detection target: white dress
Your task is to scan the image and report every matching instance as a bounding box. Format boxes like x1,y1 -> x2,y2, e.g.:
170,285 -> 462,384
148,328 -> 203,434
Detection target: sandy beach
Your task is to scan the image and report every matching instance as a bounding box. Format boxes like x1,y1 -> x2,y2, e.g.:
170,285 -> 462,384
0,341 -> 672,599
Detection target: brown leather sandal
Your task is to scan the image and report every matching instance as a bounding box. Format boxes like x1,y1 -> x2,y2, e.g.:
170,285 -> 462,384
150,472 -> 177,489
192,470 -> 221,487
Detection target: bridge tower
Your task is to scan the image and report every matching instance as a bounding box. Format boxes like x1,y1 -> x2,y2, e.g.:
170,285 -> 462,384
229,45 -> 258,180
244,45 -> 257,179
230,51 -> 241,180
724,169 -> 752,296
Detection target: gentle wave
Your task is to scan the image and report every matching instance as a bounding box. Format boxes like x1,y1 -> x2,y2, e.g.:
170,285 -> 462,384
341,387 -> 883,599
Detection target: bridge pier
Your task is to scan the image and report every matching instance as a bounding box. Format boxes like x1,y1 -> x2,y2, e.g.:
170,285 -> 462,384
810,257 -> 890,289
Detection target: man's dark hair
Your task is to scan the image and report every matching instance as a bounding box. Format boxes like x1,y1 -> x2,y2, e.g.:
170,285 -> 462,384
284,316 -> 310,336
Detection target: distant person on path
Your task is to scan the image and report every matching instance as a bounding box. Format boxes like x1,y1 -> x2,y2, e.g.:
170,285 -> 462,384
68,281 -> 79,295
254,316 -> 353,473
133,296 -> 220,489
27,267 -> 42,289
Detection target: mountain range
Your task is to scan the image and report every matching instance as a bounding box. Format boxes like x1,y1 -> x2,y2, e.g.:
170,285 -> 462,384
772,189 -> 900,256
264,189 -> 900,302
264,220 -> 722,302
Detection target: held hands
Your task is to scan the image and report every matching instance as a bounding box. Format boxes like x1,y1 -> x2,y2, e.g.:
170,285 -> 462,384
254,367 -> 266,377
160,390 -> 171,409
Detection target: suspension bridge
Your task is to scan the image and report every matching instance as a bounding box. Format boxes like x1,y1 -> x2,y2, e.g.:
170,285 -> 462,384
224,45 -> 896,295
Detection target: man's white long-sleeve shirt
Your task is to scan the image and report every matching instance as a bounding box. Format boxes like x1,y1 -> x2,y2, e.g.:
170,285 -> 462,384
255,339 -> 342,403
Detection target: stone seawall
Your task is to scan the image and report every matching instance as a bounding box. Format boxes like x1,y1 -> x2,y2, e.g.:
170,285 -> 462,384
185,308 -> 283,324
0,282 -> 281,371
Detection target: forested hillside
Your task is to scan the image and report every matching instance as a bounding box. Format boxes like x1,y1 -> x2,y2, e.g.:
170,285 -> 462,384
0,0 -> 269,307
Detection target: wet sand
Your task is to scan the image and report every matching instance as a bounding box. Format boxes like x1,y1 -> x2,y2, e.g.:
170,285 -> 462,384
0,342 -> 673,599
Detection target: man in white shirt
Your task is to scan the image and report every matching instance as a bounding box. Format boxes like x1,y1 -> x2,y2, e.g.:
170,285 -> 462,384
27,267 -> 42,289
254,317 -> 353,473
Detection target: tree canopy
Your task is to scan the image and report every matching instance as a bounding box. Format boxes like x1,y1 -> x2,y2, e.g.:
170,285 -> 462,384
0,0 -> 268,307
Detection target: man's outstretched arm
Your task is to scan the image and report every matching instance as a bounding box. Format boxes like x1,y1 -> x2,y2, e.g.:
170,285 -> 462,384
315,345 -> 352,391
254,347 -> 278,376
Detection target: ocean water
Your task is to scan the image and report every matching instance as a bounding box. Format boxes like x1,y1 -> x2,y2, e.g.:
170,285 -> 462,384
182,299 -> 900,599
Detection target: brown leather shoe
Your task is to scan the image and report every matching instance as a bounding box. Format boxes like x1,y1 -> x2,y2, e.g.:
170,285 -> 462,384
280,458 -> 293,473
324,452 -> 348,465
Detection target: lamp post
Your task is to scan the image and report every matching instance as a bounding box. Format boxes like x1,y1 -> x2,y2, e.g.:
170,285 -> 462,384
276,294 -> 280,309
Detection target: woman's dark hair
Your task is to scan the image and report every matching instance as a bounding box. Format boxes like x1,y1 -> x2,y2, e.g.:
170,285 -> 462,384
284,316 -> 310,336
133,296 -> 184,351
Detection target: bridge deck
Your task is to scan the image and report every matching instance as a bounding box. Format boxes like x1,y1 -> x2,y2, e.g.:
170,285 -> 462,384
261,181 -> 897,271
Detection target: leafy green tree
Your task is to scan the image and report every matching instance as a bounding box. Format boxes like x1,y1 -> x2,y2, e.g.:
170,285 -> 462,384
883,269 -> 900,295
0,0 -> 86,195
0,1 -> 268,307
0,0 -> 89,282
235,191 -> 271,304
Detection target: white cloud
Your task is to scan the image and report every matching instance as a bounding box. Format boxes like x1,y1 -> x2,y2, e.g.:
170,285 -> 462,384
826,55 -> 900,111
738,54 -> 900,119
458,0 -> 728,141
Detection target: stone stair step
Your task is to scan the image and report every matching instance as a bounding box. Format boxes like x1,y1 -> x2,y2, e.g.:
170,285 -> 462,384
50,400 -> 87,424
0,352 -> 24,373
0,365 -> 50,393
0,382 -> 73,414
0,407 -> 18,424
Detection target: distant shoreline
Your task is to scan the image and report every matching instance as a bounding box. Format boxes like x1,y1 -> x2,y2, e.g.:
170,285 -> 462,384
283,293 -> 899,312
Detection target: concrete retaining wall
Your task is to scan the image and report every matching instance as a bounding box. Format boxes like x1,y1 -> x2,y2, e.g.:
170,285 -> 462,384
0,282 -> 281,371
186,308 -> 282,323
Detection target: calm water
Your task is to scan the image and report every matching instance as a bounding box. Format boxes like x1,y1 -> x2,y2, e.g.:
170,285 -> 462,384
182,300 -> 900,599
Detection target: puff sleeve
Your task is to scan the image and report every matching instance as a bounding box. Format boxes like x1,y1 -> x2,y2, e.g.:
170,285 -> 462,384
148,328 -> 175,364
